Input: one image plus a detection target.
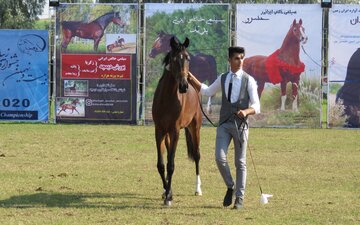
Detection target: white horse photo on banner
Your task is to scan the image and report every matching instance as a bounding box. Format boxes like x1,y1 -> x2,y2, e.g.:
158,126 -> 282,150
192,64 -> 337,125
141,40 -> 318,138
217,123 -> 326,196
328,4 -> 360,128
236,4 -> 322,128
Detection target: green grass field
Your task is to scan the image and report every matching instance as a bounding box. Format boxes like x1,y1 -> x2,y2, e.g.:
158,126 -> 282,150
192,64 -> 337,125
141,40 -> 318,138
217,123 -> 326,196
0,124 -> 359,224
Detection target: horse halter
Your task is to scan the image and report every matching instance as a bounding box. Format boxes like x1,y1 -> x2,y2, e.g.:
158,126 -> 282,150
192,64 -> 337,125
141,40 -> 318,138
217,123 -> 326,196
112,12 -> 124,27
292,19 -> 307,44
168,37 -> 191,93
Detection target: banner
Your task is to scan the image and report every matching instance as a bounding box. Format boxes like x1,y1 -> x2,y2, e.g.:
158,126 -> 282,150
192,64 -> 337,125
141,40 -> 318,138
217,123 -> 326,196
144,3 -> 230,123
328,5 -> 360,128
0,30 -> 48,122
237,4 -> 322,128
56,3 -> 138,123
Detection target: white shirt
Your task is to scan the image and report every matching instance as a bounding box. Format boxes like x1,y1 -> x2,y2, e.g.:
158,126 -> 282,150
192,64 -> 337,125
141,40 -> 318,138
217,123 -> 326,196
200,69 -> 261,114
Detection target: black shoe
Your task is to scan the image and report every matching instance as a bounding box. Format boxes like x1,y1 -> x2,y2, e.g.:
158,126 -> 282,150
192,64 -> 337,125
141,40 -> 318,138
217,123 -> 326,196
233,197 -> 243,210
223,188 -> 233,207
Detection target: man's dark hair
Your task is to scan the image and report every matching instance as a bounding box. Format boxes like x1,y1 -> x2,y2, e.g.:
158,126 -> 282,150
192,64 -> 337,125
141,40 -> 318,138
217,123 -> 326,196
228,46 -> 245,58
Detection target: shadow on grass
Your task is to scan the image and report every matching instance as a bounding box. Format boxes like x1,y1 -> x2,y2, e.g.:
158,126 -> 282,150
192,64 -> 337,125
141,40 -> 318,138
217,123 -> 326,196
0,192 -> 162,210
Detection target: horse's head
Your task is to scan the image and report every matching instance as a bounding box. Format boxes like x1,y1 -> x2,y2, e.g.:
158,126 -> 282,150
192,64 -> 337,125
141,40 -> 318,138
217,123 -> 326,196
149,31 -> 172,58
112,12 -> 126,28
290,19 -> 308,45
72,99 -> 80,105
164,36 -> 190,94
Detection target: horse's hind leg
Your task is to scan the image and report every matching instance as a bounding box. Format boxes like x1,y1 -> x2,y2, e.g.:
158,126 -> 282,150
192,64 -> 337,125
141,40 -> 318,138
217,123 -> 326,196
61,30 -> 72,52
185,124 -> 202,196
292,80 -> 299,112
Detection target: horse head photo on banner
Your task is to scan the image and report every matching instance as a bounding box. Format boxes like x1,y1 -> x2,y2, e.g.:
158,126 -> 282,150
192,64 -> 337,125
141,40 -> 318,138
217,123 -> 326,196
243,18 -> 307,112
61,11 -> 126,52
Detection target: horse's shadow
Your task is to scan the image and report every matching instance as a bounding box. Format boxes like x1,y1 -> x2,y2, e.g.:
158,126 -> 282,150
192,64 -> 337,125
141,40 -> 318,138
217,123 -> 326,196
0,192 -> 159,209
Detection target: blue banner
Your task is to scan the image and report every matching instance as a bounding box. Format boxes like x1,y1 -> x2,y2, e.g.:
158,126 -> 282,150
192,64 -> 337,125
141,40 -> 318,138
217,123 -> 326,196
0,30 -> 48,122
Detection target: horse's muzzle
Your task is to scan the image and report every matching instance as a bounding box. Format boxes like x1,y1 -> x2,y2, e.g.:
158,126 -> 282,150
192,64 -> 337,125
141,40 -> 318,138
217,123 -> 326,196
179,82 -> 188,94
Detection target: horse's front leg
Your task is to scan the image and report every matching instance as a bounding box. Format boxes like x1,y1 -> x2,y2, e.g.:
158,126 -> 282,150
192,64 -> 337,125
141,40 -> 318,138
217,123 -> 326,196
164,129 -> 180,206
74,108 -> 80,114
94,38 -> 101,51
280,81 -> 287,111
292,81 -> 299,112
155,128 -> 167,200
257,82 -> 265,99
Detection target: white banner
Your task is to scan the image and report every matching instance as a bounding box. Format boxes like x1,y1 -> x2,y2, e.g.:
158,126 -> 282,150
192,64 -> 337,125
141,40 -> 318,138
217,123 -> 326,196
328,4 -> 360,128
237,4 -> 322,128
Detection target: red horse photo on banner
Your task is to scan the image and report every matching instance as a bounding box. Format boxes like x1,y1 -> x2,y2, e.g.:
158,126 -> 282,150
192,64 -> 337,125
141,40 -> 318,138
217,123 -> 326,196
243,19 -> 307,112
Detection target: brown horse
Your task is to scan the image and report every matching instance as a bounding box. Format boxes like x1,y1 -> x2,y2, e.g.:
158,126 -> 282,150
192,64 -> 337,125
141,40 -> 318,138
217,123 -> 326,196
243,19 -> 307,111
152,37 -> 202,206
107,38 -> 125,52
58,99 -> 80,115
69,83 -> 76,94
149,31 -> 217,113
61,11 -> 125,52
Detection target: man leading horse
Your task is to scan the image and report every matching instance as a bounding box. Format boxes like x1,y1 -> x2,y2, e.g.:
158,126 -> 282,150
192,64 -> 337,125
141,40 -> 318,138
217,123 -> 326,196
188,46 -> 260,209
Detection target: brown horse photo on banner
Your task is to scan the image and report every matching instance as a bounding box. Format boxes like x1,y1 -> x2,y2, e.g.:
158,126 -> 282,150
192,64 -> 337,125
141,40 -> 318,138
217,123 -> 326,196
61,11 -> 125,52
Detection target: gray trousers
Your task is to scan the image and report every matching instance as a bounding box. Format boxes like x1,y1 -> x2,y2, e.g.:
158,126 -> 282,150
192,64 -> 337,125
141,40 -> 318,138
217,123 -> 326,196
215,120 -> 248,199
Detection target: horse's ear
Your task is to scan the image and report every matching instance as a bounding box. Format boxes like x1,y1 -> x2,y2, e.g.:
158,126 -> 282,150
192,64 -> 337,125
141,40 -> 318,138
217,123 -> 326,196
158,30 -> 164,36
293,19 -> 296,26
183,37 -> 190,48
170,36 -> 179,49
299,19 -> 302,25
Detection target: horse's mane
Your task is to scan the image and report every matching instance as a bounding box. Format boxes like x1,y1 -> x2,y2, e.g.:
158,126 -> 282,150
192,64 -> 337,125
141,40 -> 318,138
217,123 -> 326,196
163,52 -> 171,66
92,11 -> 116,23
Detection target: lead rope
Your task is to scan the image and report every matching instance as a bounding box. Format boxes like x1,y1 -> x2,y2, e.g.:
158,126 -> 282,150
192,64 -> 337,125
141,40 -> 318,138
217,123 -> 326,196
197,94 -> 218,127
234,115 -> 263,195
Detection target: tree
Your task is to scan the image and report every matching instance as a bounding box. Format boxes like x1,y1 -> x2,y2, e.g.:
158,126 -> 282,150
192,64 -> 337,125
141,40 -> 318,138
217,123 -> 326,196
0,0 -> 46,29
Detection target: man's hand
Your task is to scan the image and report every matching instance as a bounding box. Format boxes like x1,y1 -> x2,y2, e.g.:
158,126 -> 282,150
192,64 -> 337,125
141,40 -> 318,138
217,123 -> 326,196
188,72 -> 201,92
237,109 -> 247,118
237,108 -> 255,118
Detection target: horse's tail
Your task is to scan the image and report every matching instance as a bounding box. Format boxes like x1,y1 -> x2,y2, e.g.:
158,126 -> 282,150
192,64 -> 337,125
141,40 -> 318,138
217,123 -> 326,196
184,128 -> 197,161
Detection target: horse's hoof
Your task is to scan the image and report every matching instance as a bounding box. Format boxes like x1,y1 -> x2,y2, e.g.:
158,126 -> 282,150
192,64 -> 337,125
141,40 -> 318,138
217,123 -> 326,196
195,191 -> 202,196
164,200 -> 172,206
